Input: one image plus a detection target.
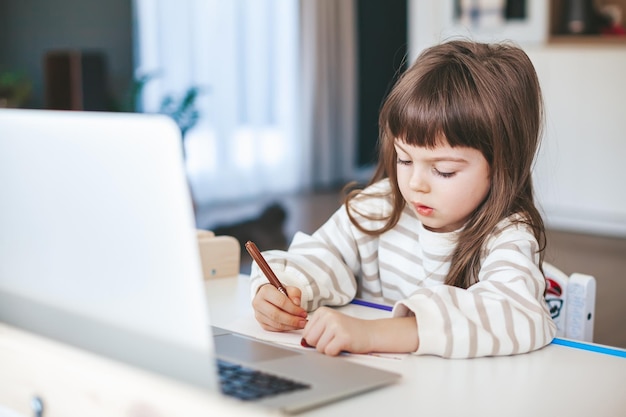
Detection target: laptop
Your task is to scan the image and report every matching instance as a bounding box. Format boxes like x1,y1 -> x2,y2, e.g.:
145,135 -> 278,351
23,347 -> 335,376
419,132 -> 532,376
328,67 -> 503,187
0,109 -> 400,414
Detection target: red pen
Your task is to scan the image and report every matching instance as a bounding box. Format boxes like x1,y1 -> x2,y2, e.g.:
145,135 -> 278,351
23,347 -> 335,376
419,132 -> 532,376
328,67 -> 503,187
245,240 -> 288,297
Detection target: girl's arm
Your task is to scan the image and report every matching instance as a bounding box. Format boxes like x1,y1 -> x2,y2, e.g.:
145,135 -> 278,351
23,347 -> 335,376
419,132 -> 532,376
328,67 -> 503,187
394,222 -> 556,358
249,205 -> 367,312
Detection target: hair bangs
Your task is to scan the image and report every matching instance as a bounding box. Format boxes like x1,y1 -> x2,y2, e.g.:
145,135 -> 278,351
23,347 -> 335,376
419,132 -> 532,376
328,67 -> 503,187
382,77 -> 445,149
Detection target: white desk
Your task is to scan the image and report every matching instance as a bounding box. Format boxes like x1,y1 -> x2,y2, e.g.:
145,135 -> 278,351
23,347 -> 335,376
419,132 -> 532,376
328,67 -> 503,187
1,275 -> 623,417
205,275 -> 626,417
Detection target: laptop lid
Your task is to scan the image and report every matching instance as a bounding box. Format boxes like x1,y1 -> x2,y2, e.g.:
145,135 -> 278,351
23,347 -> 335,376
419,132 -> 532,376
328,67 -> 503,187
0,108 -> 401,414
0,108 -> 217,389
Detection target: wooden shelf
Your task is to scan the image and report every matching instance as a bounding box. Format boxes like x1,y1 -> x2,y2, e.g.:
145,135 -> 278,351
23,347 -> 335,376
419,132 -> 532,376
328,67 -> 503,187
549,0 -> 626,45
548,35 -> 626,45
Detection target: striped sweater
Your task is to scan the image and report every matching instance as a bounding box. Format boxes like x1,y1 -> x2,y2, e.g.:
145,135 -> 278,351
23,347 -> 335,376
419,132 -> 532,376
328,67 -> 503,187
249,179 -> 556,358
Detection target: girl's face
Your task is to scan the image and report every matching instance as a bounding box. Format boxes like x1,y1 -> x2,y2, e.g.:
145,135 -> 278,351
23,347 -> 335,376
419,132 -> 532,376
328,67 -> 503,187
394,139 -> 491,233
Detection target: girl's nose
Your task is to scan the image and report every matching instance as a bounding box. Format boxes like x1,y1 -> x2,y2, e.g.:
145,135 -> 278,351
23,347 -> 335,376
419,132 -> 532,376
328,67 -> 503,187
409,169 -> 430,193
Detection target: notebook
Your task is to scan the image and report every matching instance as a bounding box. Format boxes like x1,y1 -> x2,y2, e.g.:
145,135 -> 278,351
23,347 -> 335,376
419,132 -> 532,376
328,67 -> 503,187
0,109 -> 400,414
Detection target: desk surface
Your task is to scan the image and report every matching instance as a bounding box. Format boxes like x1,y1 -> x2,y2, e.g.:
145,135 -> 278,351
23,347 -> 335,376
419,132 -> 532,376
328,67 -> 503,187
205,275 -> 626,417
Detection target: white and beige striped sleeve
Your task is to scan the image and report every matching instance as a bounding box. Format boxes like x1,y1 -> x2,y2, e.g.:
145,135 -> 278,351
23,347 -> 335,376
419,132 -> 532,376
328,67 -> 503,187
249,205 -> 361,312
393,222 -> 557,358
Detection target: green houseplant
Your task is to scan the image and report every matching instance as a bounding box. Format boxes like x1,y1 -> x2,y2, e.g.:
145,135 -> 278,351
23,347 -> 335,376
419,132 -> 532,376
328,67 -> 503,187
116,72 -> 204,160
0,71 -> 32,108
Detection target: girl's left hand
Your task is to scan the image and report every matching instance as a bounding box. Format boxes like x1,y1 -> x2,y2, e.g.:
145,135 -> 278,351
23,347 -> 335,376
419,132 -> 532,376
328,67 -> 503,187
301,306 -> 373,356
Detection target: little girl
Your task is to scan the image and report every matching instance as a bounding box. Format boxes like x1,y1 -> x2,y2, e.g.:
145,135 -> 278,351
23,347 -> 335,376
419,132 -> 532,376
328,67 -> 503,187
249,40 -> 556,358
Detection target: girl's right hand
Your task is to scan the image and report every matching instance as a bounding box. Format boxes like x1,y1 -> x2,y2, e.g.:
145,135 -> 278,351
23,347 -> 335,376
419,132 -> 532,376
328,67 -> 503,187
252,284 -> 308,332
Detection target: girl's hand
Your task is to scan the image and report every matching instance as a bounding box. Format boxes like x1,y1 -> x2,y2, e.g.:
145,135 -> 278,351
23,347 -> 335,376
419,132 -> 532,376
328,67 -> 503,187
252,284 -> 308,332
301,307 -> 374,356
302,307 -> 420,356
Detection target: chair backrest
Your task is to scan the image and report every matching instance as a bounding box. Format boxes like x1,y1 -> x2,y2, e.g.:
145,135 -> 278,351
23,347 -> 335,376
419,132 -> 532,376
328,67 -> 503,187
196,230 -> 241,279
543,262 -> 596,342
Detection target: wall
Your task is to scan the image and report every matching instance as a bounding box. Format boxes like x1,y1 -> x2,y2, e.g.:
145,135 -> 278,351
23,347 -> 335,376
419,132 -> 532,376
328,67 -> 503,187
529,46 -> 626,236
409,1 -> 626,237
0,0 -> 133,109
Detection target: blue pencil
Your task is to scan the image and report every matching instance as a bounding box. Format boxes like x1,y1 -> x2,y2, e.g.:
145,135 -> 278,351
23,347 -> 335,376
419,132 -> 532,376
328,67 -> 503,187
350,299 -> 393,312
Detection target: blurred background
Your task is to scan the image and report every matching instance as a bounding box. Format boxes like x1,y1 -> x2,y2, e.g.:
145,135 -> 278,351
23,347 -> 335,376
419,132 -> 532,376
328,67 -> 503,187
1,0 -> 625,348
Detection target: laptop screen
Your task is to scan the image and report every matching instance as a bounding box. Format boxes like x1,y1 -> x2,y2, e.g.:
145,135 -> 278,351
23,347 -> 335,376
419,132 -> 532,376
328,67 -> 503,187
0,109 -> 217,389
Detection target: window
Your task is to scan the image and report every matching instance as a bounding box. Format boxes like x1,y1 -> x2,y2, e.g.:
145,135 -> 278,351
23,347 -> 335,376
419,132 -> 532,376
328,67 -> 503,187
133,0 -> 301,205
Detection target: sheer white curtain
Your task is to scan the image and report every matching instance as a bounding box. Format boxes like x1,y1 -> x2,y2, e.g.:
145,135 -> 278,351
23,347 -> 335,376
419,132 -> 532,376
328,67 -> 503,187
133,0 -> 358,205
133,0 -> 301,205
300,0 -> 358,188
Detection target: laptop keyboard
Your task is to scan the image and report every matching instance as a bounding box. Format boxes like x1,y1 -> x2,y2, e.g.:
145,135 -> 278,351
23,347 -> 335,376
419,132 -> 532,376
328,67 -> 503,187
217,359 -> 311,401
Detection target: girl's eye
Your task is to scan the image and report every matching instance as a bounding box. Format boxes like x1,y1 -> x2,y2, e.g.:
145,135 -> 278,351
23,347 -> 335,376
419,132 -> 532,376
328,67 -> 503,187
434,168 -> 455,178
396,158 -> 412,166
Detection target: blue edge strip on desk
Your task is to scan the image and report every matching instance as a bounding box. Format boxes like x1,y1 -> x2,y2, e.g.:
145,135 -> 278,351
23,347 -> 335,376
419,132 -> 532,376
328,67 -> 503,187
350,299 -> 626,358
551,338 -> 626,358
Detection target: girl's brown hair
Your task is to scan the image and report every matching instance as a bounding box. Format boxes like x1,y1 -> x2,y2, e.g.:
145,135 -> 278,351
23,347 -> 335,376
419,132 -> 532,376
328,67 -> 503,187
345,40 -> 546,289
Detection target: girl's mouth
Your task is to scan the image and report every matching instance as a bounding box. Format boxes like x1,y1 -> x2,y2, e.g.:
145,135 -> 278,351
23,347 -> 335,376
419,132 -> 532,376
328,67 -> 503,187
414,204 -> 433,216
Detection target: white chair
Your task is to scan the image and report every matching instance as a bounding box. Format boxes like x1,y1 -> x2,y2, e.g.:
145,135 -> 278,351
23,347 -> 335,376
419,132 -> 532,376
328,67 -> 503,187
543,262 -> 596,342
196,230 -> 240,279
